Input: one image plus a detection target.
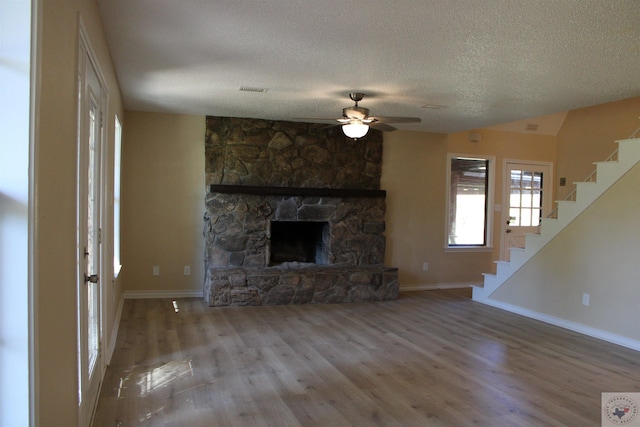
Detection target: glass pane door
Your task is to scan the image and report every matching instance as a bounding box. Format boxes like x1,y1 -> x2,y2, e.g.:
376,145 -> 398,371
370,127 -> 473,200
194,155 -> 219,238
86,101 -> 100,375
502,162 -> 552,261
77,31 -> 105,426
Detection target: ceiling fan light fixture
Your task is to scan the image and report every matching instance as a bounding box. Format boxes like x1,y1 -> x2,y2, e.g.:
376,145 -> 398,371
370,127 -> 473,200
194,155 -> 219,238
297,92 -> 420,138
342,122 -> 369,139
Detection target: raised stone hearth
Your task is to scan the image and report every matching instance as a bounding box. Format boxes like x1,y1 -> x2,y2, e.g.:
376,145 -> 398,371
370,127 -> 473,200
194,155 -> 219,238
204,116 -> 399,306
207,265 -> 398,306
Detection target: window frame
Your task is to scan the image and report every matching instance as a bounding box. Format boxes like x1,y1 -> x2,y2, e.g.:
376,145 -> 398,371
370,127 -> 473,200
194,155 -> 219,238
113,115 -> 122,277
444,153 -> 495,252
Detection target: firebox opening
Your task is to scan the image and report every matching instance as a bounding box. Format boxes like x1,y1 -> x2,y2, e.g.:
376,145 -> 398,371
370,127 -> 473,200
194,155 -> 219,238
269,221 -> 329,266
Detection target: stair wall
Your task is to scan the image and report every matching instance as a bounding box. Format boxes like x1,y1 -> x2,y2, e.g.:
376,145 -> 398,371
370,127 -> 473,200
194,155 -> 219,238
473,139 -> 640,349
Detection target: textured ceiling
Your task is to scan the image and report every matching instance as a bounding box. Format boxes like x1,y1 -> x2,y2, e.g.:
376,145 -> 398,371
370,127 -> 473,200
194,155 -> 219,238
97,0 -> 640,134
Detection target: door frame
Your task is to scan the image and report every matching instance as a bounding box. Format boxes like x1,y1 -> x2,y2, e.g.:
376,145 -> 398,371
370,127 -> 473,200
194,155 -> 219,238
501,159 -> 553,260
76,21 -> 108,426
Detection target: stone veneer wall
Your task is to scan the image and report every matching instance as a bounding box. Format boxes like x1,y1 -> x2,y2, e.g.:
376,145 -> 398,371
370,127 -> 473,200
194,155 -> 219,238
204,117 -> 383,188
204,117 -> 399,306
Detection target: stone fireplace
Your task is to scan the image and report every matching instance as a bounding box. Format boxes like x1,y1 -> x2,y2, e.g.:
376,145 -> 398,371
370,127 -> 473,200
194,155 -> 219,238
203,117 -> 399,306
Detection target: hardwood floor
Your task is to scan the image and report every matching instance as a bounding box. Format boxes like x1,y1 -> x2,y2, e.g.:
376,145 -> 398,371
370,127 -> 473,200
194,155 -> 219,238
93,289 -> 640,426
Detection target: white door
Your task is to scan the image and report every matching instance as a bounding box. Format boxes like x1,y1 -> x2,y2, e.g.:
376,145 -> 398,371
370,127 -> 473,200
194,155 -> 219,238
502,162 -> 552,260
78,31 -> 105,425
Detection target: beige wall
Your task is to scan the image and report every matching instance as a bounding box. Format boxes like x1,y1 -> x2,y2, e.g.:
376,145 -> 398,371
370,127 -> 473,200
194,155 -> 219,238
118,99 -> 640,296
556,96 -> 640,200
35,0 -> 123,424
119,116 -> 558,293
121,112 -> 206,294
382,128 -> 557,289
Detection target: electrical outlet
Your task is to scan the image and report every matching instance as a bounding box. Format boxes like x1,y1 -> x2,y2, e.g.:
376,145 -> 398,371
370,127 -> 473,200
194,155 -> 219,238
582,293 -> 590,306
422,262 -> 429,271
184,265 -> 191,276
153,265 -> 160,276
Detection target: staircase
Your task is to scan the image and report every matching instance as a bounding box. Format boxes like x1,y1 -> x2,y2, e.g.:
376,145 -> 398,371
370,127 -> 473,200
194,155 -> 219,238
472,137 -> 640,302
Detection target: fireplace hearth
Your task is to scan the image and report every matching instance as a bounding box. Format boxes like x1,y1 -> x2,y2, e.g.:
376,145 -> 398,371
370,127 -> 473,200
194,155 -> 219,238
203,116 -> 399,306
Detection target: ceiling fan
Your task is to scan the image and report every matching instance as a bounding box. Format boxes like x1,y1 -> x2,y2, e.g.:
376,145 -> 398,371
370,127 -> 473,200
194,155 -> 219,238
301,93 -> 421,139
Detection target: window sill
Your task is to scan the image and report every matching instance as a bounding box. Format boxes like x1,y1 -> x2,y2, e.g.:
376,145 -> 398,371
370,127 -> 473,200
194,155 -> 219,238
445,246 -> 494,253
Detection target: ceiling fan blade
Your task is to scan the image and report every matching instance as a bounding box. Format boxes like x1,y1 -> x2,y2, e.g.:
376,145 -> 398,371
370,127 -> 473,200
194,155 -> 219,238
295,93 -> 421,132
370,123 -> 397,132
319,123 -> 341,130
370,116 -> 422,124
293,117 -> 339,123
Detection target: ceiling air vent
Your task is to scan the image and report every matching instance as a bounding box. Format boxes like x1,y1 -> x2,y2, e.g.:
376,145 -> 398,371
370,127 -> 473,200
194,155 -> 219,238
239,86 -> 268,93
526,123 -> 539,131
421,104 -> 447,110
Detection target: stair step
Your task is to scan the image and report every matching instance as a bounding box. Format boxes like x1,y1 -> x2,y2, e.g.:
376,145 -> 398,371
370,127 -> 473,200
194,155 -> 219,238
480,273 -> 500,293
494,260 -> 511,278
508,247 -> 527,268
593,161 -> 622,185
554,200 -> 580,221
571,181 -> 601,208
524,233 -> 543,251
481,273 -> 496,288
617,138 -> 640,159
574,180 -> 597,186
471,284 -> 486,300
540,217 -> 560,236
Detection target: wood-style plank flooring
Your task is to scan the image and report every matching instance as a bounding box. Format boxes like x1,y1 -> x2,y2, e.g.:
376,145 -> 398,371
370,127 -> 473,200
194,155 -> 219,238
92,289 -> 640,426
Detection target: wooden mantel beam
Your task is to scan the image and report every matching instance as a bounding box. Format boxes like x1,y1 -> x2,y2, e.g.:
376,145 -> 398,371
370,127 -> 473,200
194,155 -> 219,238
209,184 -> 386,198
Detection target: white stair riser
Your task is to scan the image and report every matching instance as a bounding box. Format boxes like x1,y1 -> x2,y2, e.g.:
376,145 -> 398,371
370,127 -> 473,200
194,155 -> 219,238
617,138 -> 640,158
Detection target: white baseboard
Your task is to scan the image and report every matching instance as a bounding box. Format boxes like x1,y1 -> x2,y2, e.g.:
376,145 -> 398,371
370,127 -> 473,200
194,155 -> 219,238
477,298 -> 640,352
400,282 -> 477,292
123,290 -> 204,299
106,295 -> 124,365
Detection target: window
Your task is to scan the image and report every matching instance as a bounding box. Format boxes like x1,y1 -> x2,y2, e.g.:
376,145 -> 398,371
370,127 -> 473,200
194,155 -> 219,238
508,169 -> 543,227
0,1 -> 32,424
113,115 -> 122,275
446,154 -> 495,250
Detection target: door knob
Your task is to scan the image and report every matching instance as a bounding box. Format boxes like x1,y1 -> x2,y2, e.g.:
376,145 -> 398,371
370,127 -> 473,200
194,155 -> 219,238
506,229 -> 512,234
85,273 -> 99,283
